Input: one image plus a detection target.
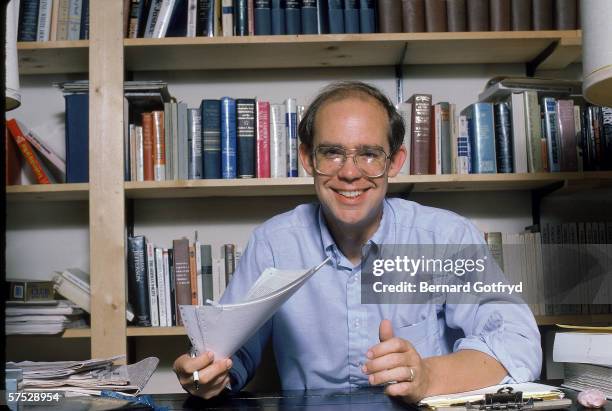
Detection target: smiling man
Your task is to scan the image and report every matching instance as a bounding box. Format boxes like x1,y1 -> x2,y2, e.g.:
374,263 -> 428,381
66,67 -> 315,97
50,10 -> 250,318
173,81 -> 542,402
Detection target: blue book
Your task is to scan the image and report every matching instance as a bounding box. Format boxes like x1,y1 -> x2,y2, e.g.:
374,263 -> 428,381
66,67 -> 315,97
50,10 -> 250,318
461,103 -> 497,174
235,0 -> 249,35
18,0 -> 39,41
343,0 -> 359,33
166,0 -> 188,37
79,0 -> 89,39
220,97 -> 237,179
494,102 -> 514,173
285,98 -> 298,177
542,97 -> 561,172
196,0 -> 215,36
64,93 -> 89,183
236,99 -> 256,178
359,0 -> 375,33
127,235 -> 151,327
285,0 -> 301,34
255,0 -> 272,34
200,99 -> 221,179
301,0 -> 317,34
271,0 -> 286,34
328,0 -> 344,33
316,0 -> 329,33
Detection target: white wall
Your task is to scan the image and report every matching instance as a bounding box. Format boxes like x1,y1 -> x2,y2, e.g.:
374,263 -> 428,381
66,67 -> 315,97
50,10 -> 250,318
8,63 -> 580,391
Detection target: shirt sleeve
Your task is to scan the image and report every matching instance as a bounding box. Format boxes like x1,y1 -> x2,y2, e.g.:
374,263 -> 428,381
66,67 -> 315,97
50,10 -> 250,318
219,228 -> 275,391
443,221 -> 543,383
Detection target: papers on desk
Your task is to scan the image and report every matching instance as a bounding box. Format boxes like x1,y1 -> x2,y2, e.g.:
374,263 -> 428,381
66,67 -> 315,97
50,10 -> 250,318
419,382 -> 565,409
6,355 -> 158,396
5,300 -> 87,335
180,257 -> 330,358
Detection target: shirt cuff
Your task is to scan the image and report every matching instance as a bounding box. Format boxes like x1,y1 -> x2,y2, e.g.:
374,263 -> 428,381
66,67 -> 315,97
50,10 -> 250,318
228,354 -> 248,392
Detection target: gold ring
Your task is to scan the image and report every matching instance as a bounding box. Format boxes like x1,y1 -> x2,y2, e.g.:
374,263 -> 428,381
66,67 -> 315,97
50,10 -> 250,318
407,367 -> 415,382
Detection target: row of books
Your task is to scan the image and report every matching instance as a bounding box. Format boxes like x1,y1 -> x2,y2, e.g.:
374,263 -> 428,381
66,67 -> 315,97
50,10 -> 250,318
126,98 -> 307,182
381,0 -> 580,34
485,221 -> 612,317
17,0 -> 89,42
127,234 -> 240,327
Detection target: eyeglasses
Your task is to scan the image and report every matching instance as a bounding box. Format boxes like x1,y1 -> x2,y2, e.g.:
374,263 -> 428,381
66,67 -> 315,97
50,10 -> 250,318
312,145 -> 391,178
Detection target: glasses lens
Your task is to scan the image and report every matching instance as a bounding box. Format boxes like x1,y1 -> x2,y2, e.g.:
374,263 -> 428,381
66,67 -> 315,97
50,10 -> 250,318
314,146 -> 387,177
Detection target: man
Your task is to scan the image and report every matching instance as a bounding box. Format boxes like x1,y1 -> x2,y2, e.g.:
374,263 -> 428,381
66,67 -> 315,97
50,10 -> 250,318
173,81 -> 542,403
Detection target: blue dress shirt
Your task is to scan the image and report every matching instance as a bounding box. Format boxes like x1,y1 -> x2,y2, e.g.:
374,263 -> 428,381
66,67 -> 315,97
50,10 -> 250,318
220,198 -> 542,390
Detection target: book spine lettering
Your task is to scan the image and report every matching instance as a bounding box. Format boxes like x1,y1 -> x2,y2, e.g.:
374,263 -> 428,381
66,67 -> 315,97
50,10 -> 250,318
236,99 -> 257,178
152,110 -> 166,181
285,0 -> 301,34
256,101 -> 271,178
142,112 -> 155,181
285,98 -> 298,177
301,0 -> 317,34
37,0 -> 53,41
270,104 -> 288,177
155,247 -> 168,326
409,94 -> 432,175
543,97 -> 560,172
128,236 -> 151,326
146,241 -> 160,327
188,108 -> 203,179
19,0 -> 40,41
221,97 -> 237,178
172,239 -> 191,326
6,120 -> 51,184
201,99 -> 222,179
255,0 -> 272,34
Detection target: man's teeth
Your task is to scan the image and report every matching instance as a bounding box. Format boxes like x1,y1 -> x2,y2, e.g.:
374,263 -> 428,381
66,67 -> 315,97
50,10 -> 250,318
337,190 -> 363,198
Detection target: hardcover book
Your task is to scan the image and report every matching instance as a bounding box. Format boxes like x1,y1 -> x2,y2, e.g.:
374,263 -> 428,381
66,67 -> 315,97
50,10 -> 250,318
446,0 -> 467,32
328,0 -> 344,33
128,235 -> 151,327
461,102 -> 497,174
270,103 -> 288,177
490,0 -> 511,31
188,108 -> 203,179
407,93 -> 432,175
493,102 -> 514,173
201,99 -> 222,179
467,0 -> 489,31
64,93 -> 89,183
301,0 -> 317,34
256,100 -> 271,178
220,97 -> 237,179
271,0 -> 286,34
173,238 -> 191,326
542,97 -> 561,172
255,0 -> 272,34
285,0 -> 301,33
343,0 -> 359,33
511,0 -> 531,30
285,98 -> 299,177
359,0 -> 375,33
425,0 -> 447,32
378,0 -> 401,33
236,98 -> 257,178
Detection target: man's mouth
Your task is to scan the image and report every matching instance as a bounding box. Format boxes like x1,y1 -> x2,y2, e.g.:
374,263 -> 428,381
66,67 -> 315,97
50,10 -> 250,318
334,189 -> 367,199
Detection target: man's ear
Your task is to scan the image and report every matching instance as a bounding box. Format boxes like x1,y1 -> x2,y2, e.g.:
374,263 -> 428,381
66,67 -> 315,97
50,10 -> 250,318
299,143 -> 314,176
387,145 -> 407,177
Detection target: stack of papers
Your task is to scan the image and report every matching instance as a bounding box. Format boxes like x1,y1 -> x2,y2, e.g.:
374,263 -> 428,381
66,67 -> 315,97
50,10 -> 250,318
6,355 -> 159,396
5,300 -> 87,335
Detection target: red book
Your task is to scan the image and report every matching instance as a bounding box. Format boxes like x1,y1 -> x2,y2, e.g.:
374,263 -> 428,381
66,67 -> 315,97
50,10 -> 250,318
141,112 -> 155,181
256,100 -> 271,178
5,128 -> 22,185
6,119 -> 51,184
556,100 -> 577,172
188,245 -> 198,305
429,105 -> 436,174
407,94 -> 432,175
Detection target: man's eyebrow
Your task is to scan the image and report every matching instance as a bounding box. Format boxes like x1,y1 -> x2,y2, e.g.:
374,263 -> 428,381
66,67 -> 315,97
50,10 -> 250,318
316,143 -> 385,150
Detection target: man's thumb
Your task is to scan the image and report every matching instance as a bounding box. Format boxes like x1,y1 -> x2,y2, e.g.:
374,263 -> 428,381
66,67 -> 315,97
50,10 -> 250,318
379,319 -> 394,342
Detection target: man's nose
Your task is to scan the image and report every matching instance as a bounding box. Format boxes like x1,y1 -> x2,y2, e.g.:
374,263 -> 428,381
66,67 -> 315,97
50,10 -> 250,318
336,154 -> 362,180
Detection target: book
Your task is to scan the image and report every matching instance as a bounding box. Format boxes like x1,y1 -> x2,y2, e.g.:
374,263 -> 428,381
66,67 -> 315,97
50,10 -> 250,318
6,119 -> 52,184
407,93 -> 432,175
188,246 -> 198,305
554,0 -> 576,29
466,0 -> 489,31
197,0 -> 215,36
155,247 -> 169,326
270,103 -> 288,177
144,0 -> 163,37
256,100 -> 271,178
181,258 -> 329,358
542,97 -> 561,172
425,0 -> 447,32
56,0 -> 71,40
64,92 -> 89,183
494,102 -> 513,173
220,97 -> 237,179
255,0 -> 272,34
511,0 -> 531,30
285,0 -> 300,33
200,244 -> 214,302
152,110 -> 166,180
145,240 -> 160,327
128,235 -> 151,326
446,0 -> 467,32
186,0 -> 198,36
271,0 -> 286,34
359,0 -> 375,33
201,99 -> 222,179
67,0 -> 82,40
7,280 -> 55,302
301,0 -> 317,34
523,90 -> 544,172
435,102 -> 452,174
223,243 -> 236,285
490,0 -> 510,31
343,0 -> 359,33
221,0 -> 233,35
285,98 -> 299,177
176,102 -> 189,180
236,98 -> 257,178
328,0 -> 344,33
556,99 -> 578,172
16,120 -> 66,181
461,102 -> 497,174
5,129 -> 23,185
235,0 -> 249,35
396,101 -> 412,175
378,0 -> 401,33
532,0 -> 553,30
172,238 -> 191,326
187,108 -> 203,179
79,0 -> 89,39
553,330 -> 612,366
195,235 -> 203,305
142,112 -> 155,180
19,0 -> 40,41
37,0 -> 53,41
164,248 -> 175,325
509,92 -> 528,173
166,0 -> 190,36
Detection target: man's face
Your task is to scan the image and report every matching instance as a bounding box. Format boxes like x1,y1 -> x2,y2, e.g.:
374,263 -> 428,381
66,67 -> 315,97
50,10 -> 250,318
299,96 -> 406,234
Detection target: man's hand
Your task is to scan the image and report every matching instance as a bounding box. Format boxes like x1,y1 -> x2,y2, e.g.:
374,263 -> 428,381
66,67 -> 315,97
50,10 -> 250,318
173,352 -> 232,399
363,319 -> 431,403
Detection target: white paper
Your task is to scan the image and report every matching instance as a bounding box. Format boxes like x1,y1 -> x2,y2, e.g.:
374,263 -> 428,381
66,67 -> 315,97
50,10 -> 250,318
180,258 -> 329,359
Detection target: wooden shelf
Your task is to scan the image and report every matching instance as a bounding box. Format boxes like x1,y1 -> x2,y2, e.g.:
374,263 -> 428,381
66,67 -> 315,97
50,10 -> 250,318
18,40 -> 89,75
127,326 -> 186,336
123,31 -> 581,72
62,328 -> 92,338
6,183 -> 89,202
124,172 -> 612,199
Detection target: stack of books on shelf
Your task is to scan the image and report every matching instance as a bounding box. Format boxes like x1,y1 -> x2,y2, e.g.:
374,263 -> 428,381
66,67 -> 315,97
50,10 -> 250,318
5,279 -> 87,335
379,0 -> 580,33
17,0 -> 89,42
127,233 -> 239,327
553,325 -> 612,399
484,220 -> 612,317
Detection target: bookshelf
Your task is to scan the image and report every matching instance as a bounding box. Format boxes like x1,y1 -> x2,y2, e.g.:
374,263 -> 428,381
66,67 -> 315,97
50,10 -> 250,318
8,0 -> 609,391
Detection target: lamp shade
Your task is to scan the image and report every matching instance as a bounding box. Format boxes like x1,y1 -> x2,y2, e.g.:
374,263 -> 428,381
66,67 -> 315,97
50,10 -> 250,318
581,0 -> 612,106
6,0 -> 21,111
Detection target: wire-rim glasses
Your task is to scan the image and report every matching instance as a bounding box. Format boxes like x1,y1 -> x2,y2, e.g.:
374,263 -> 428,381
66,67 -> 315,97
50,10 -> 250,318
312,145 -> 391,178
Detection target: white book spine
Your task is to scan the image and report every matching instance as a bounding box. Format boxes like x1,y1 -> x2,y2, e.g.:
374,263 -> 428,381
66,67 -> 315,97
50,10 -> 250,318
155,247 -> 168,327
296,105 -> 308,177
396,102 -> 411,175
66,0 -> 82,40
136,126 -> 144,181
146,241 -> 160,327
153,112 -> 166,181
270,104 -> 287,178
186,0 -> 197,37
17,120 -> 66,174
163,249 -> 173,326
510,92 -> 528,173
222,0 -> 233,36
129,124 -> 137,181
37,0 -> 53,41
434,104 -> 442,175
152,0 -> 176,38
456,115 -> 470,174
195,240 -> 203,306
61,268 -> 90,292
145,0 -> 163,38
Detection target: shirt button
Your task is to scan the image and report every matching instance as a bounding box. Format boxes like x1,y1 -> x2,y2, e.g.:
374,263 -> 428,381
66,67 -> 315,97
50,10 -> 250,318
354,319 -> 360,328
